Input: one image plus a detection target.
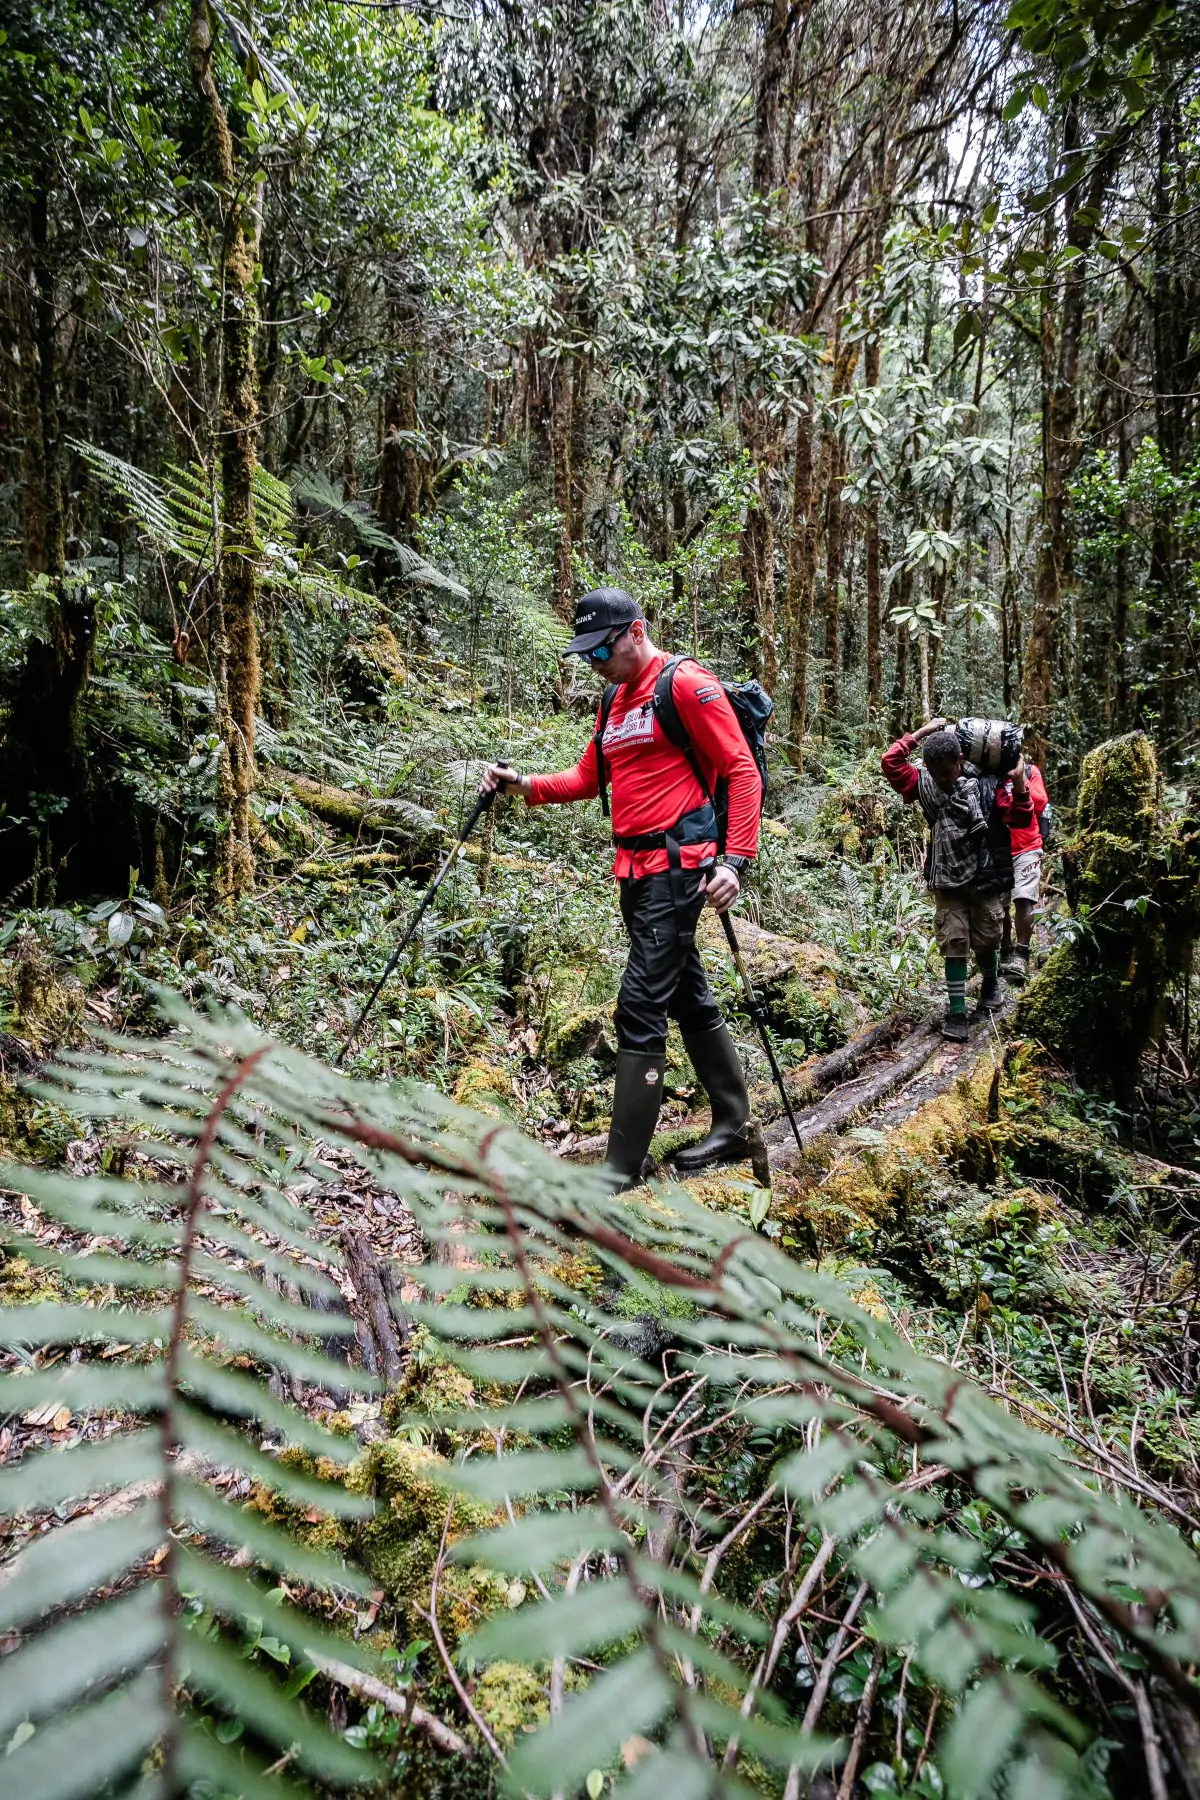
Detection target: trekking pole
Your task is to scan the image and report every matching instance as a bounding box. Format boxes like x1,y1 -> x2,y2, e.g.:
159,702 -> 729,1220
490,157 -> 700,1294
335,778 -> 507,1066
719,911 -> 807,1158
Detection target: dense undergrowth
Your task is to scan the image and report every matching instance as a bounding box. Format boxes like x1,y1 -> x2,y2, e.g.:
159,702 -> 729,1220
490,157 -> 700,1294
3,569 -> 1200,1799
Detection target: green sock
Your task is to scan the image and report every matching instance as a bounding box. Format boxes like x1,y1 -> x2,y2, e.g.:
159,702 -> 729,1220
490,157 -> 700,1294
945,957 -> 968,1016
976,950 -> 999,985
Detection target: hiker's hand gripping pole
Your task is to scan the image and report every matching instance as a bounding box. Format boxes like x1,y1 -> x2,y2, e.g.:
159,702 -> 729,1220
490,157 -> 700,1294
720,912 -> 807,1159
335,776 -> 511,1066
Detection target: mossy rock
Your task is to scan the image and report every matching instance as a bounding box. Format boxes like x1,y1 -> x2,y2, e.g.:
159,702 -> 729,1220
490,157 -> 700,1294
544,999 -> 619,1072
453,1059 -> 513,1118
534,958 -> 620,1071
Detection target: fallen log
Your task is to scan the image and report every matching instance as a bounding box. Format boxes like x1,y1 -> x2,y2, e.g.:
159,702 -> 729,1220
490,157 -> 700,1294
789,1012 -> 910,1101
281,774 -> 442,858
340,1227 -> 409,1385
766,1024 -> 942,1166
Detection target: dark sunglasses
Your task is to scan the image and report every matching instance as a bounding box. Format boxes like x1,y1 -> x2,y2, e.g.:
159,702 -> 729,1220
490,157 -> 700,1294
585,621 -> 633,663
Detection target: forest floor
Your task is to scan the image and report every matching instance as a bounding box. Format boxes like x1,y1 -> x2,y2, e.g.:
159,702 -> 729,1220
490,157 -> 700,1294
3,671 -> 1200,1792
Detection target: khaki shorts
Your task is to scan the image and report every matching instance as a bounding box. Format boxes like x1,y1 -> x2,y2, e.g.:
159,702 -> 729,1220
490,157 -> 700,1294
1011,848 -> 1043,904
932,888 -> 1006,959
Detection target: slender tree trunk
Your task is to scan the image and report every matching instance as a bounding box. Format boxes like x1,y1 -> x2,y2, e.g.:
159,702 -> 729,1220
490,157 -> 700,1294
0,175 -> 97,898
786,397 -> 817,767
569,350 -> 590,551
888,563 -> 911,737
815,338 -> 858,724
549,352 -> 574,622
821,426 -> 846,718
1024,105 -> 1113,765
1111,409 -> 1131,730
189,0 -> 261,899
1144,102 -> 1185,755
380,362 -> 422,540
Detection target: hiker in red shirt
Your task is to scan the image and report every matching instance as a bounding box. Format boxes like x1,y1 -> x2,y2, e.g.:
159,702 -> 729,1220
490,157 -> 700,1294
881,718 -> 1034,1041
481,588 -> 761,1191
1000,761 -> 1049,985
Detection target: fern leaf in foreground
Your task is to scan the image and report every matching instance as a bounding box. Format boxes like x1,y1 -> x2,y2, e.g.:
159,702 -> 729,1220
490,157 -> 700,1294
4,996 -> 1200,1798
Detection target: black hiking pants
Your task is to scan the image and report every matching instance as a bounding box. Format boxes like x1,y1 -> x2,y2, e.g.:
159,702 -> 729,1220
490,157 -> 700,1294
615,868 -> 722,1055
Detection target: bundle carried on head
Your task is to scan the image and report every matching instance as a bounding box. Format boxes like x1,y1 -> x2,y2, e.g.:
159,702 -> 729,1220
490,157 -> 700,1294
956,716 -> 1022,776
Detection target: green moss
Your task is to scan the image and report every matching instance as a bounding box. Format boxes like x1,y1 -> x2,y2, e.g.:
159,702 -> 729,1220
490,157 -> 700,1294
472,1661 -> 548,1744
452,1059 -> 512,1118
1017,732 -> 1200,1101
1074,730 -> 1159,840
544,999 -> 618,1072
347,1438 -> 502,1639
698,914 -> 862,1049
0,1251 -> 64,1305
340,623 -> 407,708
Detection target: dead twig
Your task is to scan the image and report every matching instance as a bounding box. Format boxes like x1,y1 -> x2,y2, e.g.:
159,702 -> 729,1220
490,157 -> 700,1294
306,1650 -> 473,1758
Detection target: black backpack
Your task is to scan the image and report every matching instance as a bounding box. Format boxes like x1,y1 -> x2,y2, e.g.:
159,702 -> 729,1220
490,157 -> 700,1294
594,654 -> 773,851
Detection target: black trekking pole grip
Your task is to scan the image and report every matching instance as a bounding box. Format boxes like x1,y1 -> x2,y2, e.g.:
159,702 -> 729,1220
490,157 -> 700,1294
334,770 -> 512,1067
720,910 -> 807,1156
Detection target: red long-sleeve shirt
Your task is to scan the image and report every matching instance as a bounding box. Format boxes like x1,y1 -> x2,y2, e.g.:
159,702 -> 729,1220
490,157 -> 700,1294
527,652 -> 761,879
1004,763 -> 1048,854
881,733 -> 1034,830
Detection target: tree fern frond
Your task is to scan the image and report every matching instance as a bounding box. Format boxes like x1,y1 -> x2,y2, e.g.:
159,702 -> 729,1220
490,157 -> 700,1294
0,1503 -> 164,1633
291,470 -> 468,594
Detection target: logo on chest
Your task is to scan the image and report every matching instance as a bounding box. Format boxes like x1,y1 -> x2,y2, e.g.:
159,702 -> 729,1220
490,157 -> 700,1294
602,704 -> 655,750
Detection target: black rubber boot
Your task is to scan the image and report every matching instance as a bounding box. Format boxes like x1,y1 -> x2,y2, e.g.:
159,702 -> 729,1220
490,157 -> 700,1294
673,1024 -> 752,1173
600,1050 -> 666,1193
976,974 -> 1005,1014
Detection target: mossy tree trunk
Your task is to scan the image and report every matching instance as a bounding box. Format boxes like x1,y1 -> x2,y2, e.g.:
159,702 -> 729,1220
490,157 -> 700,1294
1017,731 -> 1200,1106
189,0 -> 261,901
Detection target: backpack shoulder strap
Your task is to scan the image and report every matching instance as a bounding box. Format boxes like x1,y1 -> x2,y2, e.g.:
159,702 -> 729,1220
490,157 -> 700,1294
653,655 -> 711,799
593,683 -> 619,818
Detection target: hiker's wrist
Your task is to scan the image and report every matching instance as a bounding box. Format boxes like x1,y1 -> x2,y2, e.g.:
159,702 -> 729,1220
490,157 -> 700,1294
721,855 -> 750,878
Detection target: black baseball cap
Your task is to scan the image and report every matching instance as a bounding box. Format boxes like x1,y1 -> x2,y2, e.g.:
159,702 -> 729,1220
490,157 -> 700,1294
562,587 -> 644,657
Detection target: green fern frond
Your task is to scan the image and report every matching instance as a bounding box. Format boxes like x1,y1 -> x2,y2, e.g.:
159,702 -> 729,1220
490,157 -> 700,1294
291,470 -> 468,595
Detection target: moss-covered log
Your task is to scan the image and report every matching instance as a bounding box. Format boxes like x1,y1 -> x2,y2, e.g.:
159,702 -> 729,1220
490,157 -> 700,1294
697,913 -> 866,1050
282,774 -> 444,861
1016,731 -> 1200,1102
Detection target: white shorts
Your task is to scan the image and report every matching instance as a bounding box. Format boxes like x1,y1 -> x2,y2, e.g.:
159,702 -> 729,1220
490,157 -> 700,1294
1011,848 -> 1043,904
